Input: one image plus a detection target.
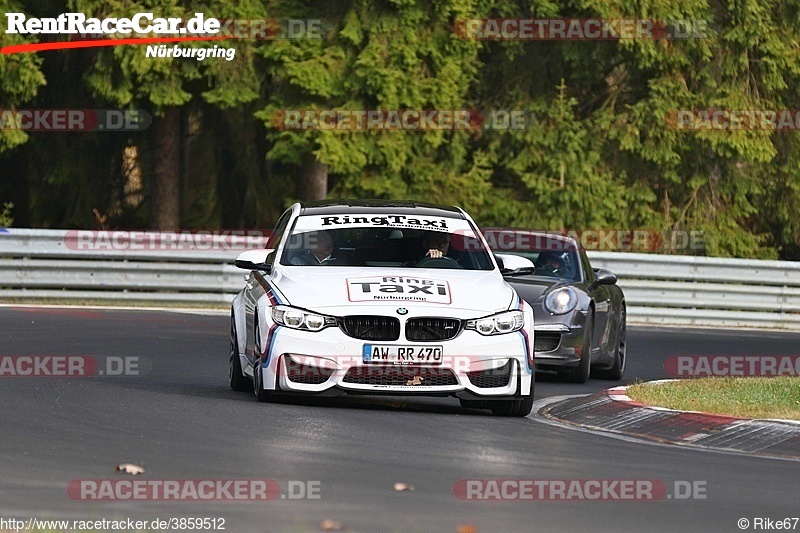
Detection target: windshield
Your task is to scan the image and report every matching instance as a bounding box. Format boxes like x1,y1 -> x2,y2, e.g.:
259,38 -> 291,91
481,229 -> 583,281
506,249 -> 582,281
279,214 -> 494,270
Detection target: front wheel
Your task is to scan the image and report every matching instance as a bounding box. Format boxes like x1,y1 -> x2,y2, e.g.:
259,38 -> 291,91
560,314 -> 593,384
229,311 -> 251,392
252,314 -> 273,402
596,306 -> 626,380
252,360 -> 272,402
490,395 -> 534,417
513,394 -> 534,417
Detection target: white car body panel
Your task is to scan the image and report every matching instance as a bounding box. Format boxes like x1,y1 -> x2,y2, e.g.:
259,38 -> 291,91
272,268 -> 516,313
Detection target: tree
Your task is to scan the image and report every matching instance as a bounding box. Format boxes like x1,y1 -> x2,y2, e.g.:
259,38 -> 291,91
0,0 -> 47,153
1,0 -> 798,259
69,0 -> 262,229
256,0 -> 488,208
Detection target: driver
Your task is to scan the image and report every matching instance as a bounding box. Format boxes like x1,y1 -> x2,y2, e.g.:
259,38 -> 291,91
290,231 -> 334,265
535,251 -> 566,274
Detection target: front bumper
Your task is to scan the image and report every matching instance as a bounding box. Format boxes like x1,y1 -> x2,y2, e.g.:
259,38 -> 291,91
532,323 -> 585,369
256,325 -> 533,398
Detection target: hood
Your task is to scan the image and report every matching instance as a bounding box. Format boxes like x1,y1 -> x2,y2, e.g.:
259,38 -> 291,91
505,276 -> 572,304
272,267 -> 515,314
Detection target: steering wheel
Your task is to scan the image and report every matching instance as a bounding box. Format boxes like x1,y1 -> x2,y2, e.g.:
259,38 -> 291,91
536,264 -> 562,277
415,256 -> 462,269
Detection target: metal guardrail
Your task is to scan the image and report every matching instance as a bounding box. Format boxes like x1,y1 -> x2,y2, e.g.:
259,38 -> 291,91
589,252 -> 800,329
1,229 -> 800,329
0,229 -> 243,305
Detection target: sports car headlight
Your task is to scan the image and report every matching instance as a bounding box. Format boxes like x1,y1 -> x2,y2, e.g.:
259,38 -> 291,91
465,310 -> 524,336
544,287 -> 578,315
272,306 -> 337,332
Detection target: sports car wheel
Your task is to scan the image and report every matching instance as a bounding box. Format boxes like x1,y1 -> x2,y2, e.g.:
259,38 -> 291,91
512,394 -> 534,417
596,306 -> 626,380
490,400 -> 516,416
253,361 -> 272,402
561,313 -> 593,384
252,315 -> 272,402
229,311 -> 251,392
490,395 -> 534,417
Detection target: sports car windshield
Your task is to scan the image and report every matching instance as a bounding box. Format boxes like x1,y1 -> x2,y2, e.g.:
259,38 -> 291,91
279,214 -> 493,270
509,249 -> 581,281
481,229 -> 582,281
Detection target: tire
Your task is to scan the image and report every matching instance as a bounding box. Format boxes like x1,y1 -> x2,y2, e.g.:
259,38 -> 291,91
561,313 -> 593,384
512,394 -> 535,417
490,400 -> 517,416
490,395 -> 534,417
252,313 -> 272,403
253,361 -> 272,402
596,306 -> 626,381
229,311 -> 252,392
489,362 -> 535,417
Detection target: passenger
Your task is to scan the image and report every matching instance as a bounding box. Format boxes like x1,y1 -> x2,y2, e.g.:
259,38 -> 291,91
420,232 -> 451,260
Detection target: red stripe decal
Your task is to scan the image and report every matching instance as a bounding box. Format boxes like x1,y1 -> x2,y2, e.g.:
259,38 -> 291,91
2,36 -> 233,55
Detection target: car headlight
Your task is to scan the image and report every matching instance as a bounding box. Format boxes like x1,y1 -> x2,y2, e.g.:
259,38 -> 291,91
272,305 -> 337,332
465,310 -> 524,336
544,287 -> 578,314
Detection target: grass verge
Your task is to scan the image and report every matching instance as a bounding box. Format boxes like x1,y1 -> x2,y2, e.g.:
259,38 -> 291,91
626,377 -> 800,421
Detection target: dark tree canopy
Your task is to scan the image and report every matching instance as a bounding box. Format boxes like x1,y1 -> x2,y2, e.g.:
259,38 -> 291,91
1,0 -> 799,259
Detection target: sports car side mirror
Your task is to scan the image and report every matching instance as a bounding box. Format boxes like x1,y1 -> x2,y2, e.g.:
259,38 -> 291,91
235,249 -> 275,272
594,268 -> 617,285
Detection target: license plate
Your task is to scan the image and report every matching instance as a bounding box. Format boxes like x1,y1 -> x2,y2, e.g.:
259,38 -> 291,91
363,344 -> 443,364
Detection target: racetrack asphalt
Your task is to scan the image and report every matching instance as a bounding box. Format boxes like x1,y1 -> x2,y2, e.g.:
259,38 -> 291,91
1,306 -> 798,532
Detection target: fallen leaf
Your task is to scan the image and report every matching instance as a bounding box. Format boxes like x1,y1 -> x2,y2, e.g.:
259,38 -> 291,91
457,525 -> 477,533
114,463 -> 145,475
320,518 -> 342,531
393,482 -> 414,491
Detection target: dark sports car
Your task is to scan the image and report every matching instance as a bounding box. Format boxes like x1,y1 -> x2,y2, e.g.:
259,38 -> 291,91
486,230 -> 627,383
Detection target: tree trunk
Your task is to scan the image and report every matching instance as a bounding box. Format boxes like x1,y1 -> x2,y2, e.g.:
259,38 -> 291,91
297,153 -> 328,201
151,107 -> 181,229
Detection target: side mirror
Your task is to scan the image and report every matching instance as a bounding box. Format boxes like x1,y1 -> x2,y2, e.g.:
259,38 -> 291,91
235,249 -> 275,272
495,253 -> 535,276
594,268 -> 617,285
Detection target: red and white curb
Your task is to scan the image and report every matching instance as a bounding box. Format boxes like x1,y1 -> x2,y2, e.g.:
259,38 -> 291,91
537,382 -> 800,460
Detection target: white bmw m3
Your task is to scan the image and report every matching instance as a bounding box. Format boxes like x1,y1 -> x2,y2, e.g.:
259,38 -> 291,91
229,200 -> 536,416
